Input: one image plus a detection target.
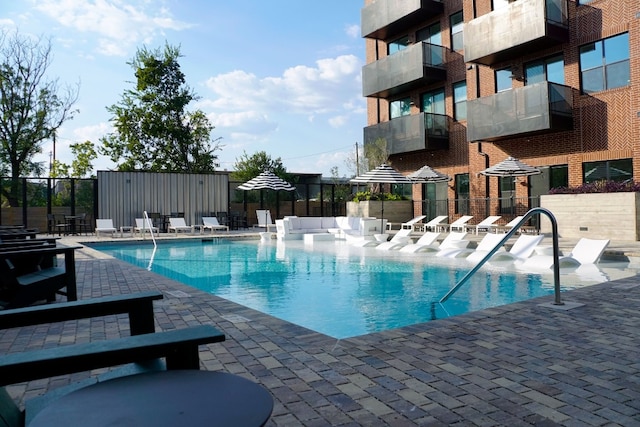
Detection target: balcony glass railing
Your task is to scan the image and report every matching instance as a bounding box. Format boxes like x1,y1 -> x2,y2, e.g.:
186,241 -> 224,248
361,0 -> 444,40
364,113 -> 449,155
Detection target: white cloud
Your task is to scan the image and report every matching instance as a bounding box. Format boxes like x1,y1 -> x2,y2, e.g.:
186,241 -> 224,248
31,0 -> 193,56
345,24 -> 360,38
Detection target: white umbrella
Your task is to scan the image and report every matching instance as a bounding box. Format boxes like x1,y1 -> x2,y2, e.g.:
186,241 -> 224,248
351,164 -> 413,232
237,171 -> 295,191
407,165 -> 451,183
480,157 -> 541,177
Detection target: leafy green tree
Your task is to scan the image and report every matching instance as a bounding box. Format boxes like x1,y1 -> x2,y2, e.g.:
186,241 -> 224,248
100,43 -> 220,172
363,137 -> 389,170
231,151 -> 290,183
0,30 -> 78,206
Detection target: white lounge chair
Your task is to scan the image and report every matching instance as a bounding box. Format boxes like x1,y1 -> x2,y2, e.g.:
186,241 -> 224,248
467,234 -> 544,264
399,215 -> 427,231
403,232 -> 469,254
521,238 -> 610,270
466,215 -> 501,235
421,215 -> 448,232
95,219 -> 117,238
438,232 -> 503,259
490,216 -> 537,234
443,215 -> 473,232
168,217 -> 194,235
398,232 -> 440,253
201,216 -> 229,234
254,210 -> 274,231
134,218 -> 158,236
375,229 -> 414,251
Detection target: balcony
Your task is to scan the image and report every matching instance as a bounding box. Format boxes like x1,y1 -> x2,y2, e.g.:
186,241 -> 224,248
466,81 -> 573,142
363,42 -> 447,98
361,0 -> 444,40
364,113 -> 449,155
464,0 -> 569,66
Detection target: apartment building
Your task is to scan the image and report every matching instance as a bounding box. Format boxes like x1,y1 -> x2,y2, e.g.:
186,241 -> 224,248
361,0 -> 638,218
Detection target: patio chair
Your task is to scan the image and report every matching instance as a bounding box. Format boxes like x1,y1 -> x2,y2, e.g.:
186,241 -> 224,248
466,234 -> 544,264
95,219 -> 118,238
398,215 -> 427,232
254,210 -> 274,231
465,215 -> 501,235
401,232 -> 468,254
375,228 -> 414,251
398,232 -> 440,253
520,238 -> 610,270
421,215 -> 448,232
201,217 -> 229,234
443,215 -> 473,232
168,218 -> 194,235
490,216 -> 538,234
134,218 -> 158,236
436,232 -> 501,259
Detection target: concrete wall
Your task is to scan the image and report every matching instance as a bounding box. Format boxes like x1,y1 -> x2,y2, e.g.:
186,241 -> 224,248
540,193 -> 640,241
347,200 -> 413,225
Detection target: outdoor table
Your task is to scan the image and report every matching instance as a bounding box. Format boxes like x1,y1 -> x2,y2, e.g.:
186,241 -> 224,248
63,215 -> 84,235
29,370 -> 273,427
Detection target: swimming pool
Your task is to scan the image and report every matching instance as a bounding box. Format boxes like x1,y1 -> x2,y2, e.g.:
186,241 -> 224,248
90,239 -> 620,339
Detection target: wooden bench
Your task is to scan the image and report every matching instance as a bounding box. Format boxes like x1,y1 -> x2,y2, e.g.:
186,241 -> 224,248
0,245 -> 81,309
0,291 -> 226,427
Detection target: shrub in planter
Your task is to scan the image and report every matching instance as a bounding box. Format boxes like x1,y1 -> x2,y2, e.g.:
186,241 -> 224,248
549,180 -> 640,194
350,191 -> 408,202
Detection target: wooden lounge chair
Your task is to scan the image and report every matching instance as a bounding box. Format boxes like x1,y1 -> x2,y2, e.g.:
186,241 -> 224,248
0,291 -> 226,427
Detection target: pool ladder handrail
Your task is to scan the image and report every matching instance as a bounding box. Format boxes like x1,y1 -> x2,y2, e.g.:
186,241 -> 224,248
439,207 -> 563,306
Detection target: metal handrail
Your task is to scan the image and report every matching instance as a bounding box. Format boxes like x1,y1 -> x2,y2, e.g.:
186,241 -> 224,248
143,210 -> 157,248
439,207 -> 563,305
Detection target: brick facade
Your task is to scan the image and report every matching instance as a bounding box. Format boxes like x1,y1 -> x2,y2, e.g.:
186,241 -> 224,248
363,0 -> 639,211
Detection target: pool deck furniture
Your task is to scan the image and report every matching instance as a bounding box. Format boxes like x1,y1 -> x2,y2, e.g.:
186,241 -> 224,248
442,215 -> 474,232
489,216 -> 539,234
95,219 -> 118,238
400,231 -> 468,254
133,218 -> 159,237
520,237 -> 610,270
465,215 -> 502,235
254,210 -> 275,232
399,215 -> 427,231
466,234 -> 544,264
0,244 -> 81,309
168,218 -> 194,235
201,217 -> 230,234
375,228 -> 414,250
276,216 -> 387,241
303,233 -> 335,244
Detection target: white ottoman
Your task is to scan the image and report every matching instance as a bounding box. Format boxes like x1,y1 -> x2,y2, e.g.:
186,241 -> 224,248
303,233 -> 335,244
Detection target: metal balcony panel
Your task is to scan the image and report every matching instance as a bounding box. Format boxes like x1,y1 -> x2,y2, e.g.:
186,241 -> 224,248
363,42 -> 447,98
466,81 -> 573,142
364,113 -> 449,155
362,0 -> 444,40
464,0 -> 569,66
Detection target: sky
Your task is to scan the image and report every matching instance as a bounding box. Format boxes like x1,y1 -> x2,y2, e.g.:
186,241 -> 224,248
1,0 -> 366,177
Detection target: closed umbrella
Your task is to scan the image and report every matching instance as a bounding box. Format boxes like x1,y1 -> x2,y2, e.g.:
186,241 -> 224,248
351,164 -> 413,232
407,165 -> 451,183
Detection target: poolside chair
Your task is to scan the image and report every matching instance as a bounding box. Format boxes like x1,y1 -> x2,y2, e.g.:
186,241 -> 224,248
438,232 -> 504,259
95,219 -> 118,238
466,234 -> 544,264
398,232 -> 440,253
375,229 -> 414,251
520,238 -> 610,270
466,216 -> 501,235
401,232 -> 469,254
134,218 -> 158,236
489,216 -> 538,234
443,215 -> 473,232
400,215 -> 427,232
421,215 -> 448,232
254,210 -> 274,231
168,218 -> 194,235
201,217 -> 229,234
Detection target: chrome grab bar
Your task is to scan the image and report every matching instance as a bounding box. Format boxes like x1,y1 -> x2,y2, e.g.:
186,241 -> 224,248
439,207 -> 562,305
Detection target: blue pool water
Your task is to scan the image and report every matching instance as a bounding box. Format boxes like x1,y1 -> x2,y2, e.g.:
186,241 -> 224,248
91,239 -> 581,339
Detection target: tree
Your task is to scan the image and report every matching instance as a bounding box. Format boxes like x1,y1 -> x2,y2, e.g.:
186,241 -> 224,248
51,140 -> 97,178
0,30 -> 78,206
100,43 -> 220,173
344,140 -> 389,177
231,151 -> 290,183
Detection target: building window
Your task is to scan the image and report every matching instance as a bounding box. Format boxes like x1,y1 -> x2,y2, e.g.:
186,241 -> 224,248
453,81 -> 467,121
417,22 -> 441,45
390,97 -> 411,119
455,173 -> 469,214
421,89 -> 445,114
450,12 -> 463,51
549,165 -> 569,189
495,69 -> 512,92
525,55 -> 564,85
578,0 -> 596,4
583,159 -> 633,183
388,36 -> 410,55
580,33 -> 630,94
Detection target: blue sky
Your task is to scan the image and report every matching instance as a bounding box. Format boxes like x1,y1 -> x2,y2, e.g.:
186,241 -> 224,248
1,1 -> 365,177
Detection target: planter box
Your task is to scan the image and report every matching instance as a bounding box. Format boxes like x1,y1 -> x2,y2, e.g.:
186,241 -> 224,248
540,192 -> 640,241
346,200 -> 413,225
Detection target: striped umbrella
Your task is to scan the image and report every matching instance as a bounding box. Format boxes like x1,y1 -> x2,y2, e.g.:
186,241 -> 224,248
237,171 -> 295,191
351,164 -> 413,232
480,157 -> 541,177
407,165 -> 451,183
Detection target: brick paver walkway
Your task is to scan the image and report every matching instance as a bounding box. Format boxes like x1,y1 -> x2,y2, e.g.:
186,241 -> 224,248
2,234 -> 639,426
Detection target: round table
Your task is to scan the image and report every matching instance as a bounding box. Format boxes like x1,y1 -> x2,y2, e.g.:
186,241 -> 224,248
29,370 -> 273,427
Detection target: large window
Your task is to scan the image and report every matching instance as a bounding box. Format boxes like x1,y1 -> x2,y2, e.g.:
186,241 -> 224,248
455,173 -> 469,214
495,69 -> 512,92
450,12 -> 464,51
453,81 -> 467,121
388,36 -> 410,55
525,55 -> 564,85
421,89 -> 445,114
580,33 -> 630,93
390,97 -> 411,119
417,22 -> 441,45
583,159 -> 633,183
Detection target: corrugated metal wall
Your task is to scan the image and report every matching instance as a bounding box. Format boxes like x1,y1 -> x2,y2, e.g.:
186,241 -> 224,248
97,171 -> 229,229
